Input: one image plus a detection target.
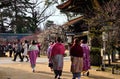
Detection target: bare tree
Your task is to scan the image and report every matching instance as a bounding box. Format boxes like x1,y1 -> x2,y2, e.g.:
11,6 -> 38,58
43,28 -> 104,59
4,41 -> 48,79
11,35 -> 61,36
86,0 -> 120,65
26,0 -> 59,30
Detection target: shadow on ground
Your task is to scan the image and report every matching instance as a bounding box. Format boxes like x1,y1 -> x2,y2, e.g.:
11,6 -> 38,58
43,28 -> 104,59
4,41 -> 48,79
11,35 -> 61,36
0,67 -> 54,79
87,75 -> 114,79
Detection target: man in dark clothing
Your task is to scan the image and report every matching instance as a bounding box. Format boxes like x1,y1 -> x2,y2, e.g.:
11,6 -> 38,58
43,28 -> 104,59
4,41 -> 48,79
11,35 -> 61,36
13,40 -> 23,62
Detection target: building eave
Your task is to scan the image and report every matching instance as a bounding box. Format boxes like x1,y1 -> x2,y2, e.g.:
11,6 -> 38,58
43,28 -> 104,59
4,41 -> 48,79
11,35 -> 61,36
63,16 -> 84,27
56,0 -> 72,9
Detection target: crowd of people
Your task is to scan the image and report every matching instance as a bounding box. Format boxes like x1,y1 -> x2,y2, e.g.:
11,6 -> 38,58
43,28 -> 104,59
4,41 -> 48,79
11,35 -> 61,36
46,37 -> 90,79
1,39 -> 41,72
0,37 -> 90,79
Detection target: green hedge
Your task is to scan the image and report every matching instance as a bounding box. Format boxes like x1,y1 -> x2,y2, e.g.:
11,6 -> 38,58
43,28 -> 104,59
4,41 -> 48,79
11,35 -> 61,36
90,47 -> 102,66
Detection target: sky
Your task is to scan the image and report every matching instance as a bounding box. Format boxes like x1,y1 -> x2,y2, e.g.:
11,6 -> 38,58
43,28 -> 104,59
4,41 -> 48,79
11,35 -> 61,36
47,11 -> 67,25
46,3 -> 68,25
26,0 -> 68,29
31,0 -> 68,26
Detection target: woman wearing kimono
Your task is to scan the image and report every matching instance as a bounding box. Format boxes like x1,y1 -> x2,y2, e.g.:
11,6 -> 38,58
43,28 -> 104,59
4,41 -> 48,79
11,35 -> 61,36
51,37 -> 65,79
70,38 -> 83,79
80,39 -> 90,76
22,40 -> 29,62
47,41 -> 54,71
28,40 -> 39,72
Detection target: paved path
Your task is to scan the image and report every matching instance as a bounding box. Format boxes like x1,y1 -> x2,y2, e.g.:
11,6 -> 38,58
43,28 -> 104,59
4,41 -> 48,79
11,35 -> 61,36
0,56 -> 70,64
0,57 -> 120,79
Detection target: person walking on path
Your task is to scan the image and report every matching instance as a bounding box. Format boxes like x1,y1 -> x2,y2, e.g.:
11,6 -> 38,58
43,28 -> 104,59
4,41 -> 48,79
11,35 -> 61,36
12,42 -> 17,56
70,38 -> 83,79
80,39 -> 90,76
51,37 -> 65,79
28,40 -> 39,72
22,40 -> 29,62
47,41 -> 54,71
8,43 -> 13,57
12,39 -> 23,62
37,42 -> 41,57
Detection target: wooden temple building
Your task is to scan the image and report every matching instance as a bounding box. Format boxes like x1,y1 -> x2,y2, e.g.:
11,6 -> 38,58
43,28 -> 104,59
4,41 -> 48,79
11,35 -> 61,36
63,16 -> 88,43
57,0 -> 110,17
56,0 -> 110,43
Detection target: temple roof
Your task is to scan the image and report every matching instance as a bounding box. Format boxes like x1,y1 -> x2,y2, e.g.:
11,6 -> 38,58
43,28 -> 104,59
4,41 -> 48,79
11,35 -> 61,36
57,0 -> 110,15
57,0 -> 94,15
63,16 -> 84,27
63,16 -> 88,32
57,0 -> 72,9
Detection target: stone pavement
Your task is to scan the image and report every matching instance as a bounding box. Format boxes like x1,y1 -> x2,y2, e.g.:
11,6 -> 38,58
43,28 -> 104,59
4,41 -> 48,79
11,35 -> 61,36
0,57 -> 120,79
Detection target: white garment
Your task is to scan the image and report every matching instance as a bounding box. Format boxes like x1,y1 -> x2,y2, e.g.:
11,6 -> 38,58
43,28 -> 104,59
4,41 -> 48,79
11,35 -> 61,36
29,45 -> 39,51
23,43 -> 28,56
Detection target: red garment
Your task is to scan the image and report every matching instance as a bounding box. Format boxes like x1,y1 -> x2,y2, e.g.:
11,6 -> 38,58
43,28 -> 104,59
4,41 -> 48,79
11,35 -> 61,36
51,43 -> 65,57
37,43 -> 41,50
70,44 -> 83,57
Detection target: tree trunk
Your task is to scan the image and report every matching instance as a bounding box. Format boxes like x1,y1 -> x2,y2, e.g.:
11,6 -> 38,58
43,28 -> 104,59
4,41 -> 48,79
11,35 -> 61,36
111,51 -> 116,62
108,53 -> 111,65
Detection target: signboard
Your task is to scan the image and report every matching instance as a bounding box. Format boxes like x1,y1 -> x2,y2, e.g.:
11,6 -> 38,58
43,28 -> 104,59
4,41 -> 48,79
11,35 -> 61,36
67,36 -> 72,43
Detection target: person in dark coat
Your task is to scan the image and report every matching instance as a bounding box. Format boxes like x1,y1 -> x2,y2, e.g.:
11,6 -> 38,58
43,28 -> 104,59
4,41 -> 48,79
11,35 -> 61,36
70,38 -> 83,79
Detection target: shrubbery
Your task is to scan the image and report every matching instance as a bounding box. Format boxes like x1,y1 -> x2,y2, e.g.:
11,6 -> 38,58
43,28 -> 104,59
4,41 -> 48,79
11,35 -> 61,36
90,47 -> 102,66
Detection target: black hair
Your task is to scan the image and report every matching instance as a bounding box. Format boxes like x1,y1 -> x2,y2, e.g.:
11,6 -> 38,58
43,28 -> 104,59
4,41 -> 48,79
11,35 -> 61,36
32,40 -> 36,45
25,40 -> 28,43
57,37 -> 62,42
18,39 -> 20,42
74,38 -> 80,44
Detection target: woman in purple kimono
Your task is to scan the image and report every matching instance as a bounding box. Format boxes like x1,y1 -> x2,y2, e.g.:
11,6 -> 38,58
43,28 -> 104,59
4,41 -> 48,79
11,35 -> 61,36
80,40 -> 90,76
28,40 -> 39,72
47,41 -> 54,71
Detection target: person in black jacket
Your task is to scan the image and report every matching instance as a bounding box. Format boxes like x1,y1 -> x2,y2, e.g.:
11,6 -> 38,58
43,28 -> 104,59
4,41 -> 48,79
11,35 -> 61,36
8,43 -> 13,57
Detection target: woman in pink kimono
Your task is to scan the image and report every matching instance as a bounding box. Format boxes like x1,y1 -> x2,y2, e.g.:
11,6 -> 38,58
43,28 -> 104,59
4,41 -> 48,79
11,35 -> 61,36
28,40 -> 39,72
51,37 -> 65,79
80,40 -> 90,76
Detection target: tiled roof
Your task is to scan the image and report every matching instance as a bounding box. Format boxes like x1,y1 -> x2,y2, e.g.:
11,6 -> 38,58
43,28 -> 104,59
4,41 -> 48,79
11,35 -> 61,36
56,0 -> 110,15
63,16 -> 84,27
57,0 -> 72,9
